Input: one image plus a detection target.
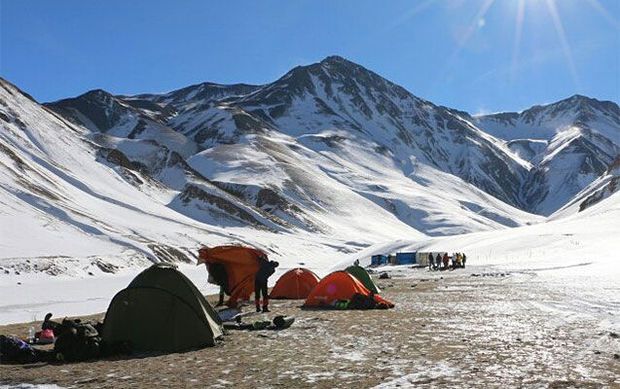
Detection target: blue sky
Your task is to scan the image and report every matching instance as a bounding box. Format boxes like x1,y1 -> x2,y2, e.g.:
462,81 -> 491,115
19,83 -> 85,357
1,0 -> 618,113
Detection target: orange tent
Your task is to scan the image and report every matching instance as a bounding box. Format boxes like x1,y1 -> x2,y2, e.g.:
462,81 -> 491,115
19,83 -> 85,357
198,245 -> 266,307
269,268 -> 320,299
303,271 -> 394,308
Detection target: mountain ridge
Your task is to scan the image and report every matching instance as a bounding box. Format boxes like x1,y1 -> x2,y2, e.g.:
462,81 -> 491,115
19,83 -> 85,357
43,56 -> 619,216
2,56 -> 618,276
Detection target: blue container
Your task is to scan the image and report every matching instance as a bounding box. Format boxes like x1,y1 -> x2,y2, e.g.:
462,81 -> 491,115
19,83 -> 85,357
395,252 -> 417,265
371,255 -> 389,266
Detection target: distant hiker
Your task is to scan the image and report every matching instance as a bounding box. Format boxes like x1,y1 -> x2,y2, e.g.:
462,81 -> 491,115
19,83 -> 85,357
462,253 -> 467,268
442,253 -> 449,270
456,253 -> 463,268
255,256 -> 279,312
451,253 -> 456,269
435,253 -> 442,270
354,259 -> 360,266
428,253 -> 433,271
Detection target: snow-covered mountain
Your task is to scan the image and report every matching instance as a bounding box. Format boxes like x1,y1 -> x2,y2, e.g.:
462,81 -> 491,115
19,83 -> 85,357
474,95 -> 620,215
550,155 -> 620,218
1,71 -> 543,279
154,56 -> 532,208
46,57 -> 540,234
1,56 -> 617,280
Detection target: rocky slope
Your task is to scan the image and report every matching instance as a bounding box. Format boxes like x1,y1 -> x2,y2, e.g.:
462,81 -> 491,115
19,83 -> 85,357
475,95 -> 620,214
46,57 -> 541,238
3,56 -> 617,276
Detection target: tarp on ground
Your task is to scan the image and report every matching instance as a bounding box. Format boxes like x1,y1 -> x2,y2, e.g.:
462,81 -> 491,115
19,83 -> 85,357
198,245 -> 267,306
102,263 -> 223,352
345,265 -> 380,294
270,268 -> 320,299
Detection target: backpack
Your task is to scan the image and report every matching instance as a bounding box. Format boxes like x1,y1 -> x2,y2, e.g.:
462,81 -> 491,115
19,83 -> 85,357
0,335 -> 38,364
53,319 -> 102,362
349,293 -> 378,310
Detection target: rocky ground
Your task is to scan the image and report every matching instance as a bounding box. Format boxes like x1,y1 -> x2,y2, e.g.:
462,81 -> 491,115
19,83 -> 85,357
1,267 -> 618,388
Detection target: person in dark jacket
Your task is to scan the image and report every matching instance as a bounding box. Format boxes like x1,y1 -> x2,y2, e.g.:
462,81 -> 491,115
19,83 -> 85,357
255,256 -> 279,312
442,253 -> 449,270
428,253 -> 434,271
435,253 -> 442,270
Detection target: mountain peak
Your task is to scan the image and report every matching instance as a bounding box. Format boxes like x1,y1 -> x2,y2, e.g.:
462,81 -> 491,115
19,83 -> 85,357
320,55 -> 350,65
80,88 -> 117,101
559,94 -> 599,107
282,55 -> 359,76
546,94 -> 619,110
568,94 -> 589,101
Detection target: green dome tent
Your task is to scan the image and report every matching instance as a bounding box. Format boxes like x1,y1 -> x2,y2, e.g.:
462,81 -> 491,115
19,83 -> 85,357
345,265 -> 380,294
102,263 -> 223,352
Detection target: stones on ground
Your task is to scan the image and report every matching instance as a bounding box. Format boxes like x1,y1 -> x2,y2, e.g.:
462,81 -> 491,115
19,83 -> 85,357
0,273 -> 616,387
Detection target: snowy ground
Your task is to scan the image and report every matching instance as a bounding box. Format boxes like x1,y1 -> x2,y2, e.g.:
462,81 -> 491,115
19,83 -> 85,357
1,266 -> 618,388
1,187 -> 618,329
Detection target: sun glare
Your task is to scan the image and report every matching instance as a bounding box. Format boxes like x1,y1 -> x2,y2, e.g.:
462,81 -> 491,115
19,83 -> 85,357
510,0 -> 616,87
510,0 -> 526,83
410,0 -> 617,90
544,0 -> 580,88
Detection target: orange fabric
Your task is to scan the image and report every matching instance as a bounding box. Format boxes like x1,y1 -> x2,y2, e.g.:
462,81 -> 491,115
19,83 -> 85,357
303,271 -> 394,308
198,246 -> 266,307
269,268 -> 320,299
373,294 -> 395,308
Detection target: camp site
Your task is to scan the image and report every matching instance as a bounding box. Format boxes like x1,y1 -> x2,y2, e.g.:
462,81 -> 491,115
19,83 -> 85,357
2,1 -> 620,387
2,236 -> 620,388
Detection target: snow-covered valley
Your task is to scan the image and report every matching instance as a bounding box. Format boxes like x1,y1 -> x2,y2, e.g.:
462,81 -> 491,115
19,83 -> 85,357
1,56 -> 619,326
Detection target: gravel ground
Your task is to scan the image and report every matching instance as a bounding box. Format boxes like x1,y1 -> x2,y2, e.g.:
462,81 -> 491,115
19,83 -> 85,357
1,268 -> 618,388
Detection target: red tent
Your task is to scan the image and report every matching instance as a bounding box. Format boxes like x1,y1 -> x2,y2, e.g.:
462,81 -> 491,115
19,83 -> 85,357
303,271 -> 393,309
198,245 -> 266,307
269,268 -> 320,299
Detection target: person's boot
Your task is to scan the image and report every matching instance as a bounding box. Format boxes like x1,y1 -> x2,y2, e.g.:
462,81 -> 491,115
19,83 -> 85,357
262,305 -> 270,313
255,299 -> 261,312
262,297 -> 270,313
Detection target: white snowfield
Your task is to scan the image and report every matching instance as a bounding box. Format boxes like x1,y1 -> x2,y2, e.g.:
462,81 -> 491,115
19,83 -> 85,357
1,191 -> 617,325
336,190 -> 620,357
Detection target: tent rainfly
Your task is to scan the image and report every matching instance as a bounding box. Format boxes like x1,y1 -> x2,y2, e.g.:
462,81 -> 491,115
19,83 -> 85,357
345,265 -> 380,294
270,268 -> 320,299
102,263 -> 223,352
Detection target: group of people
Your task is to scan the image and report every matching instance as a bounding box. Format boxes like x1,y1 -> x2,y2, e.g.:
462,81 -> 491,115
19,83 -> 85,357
427,252 -> 466,271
